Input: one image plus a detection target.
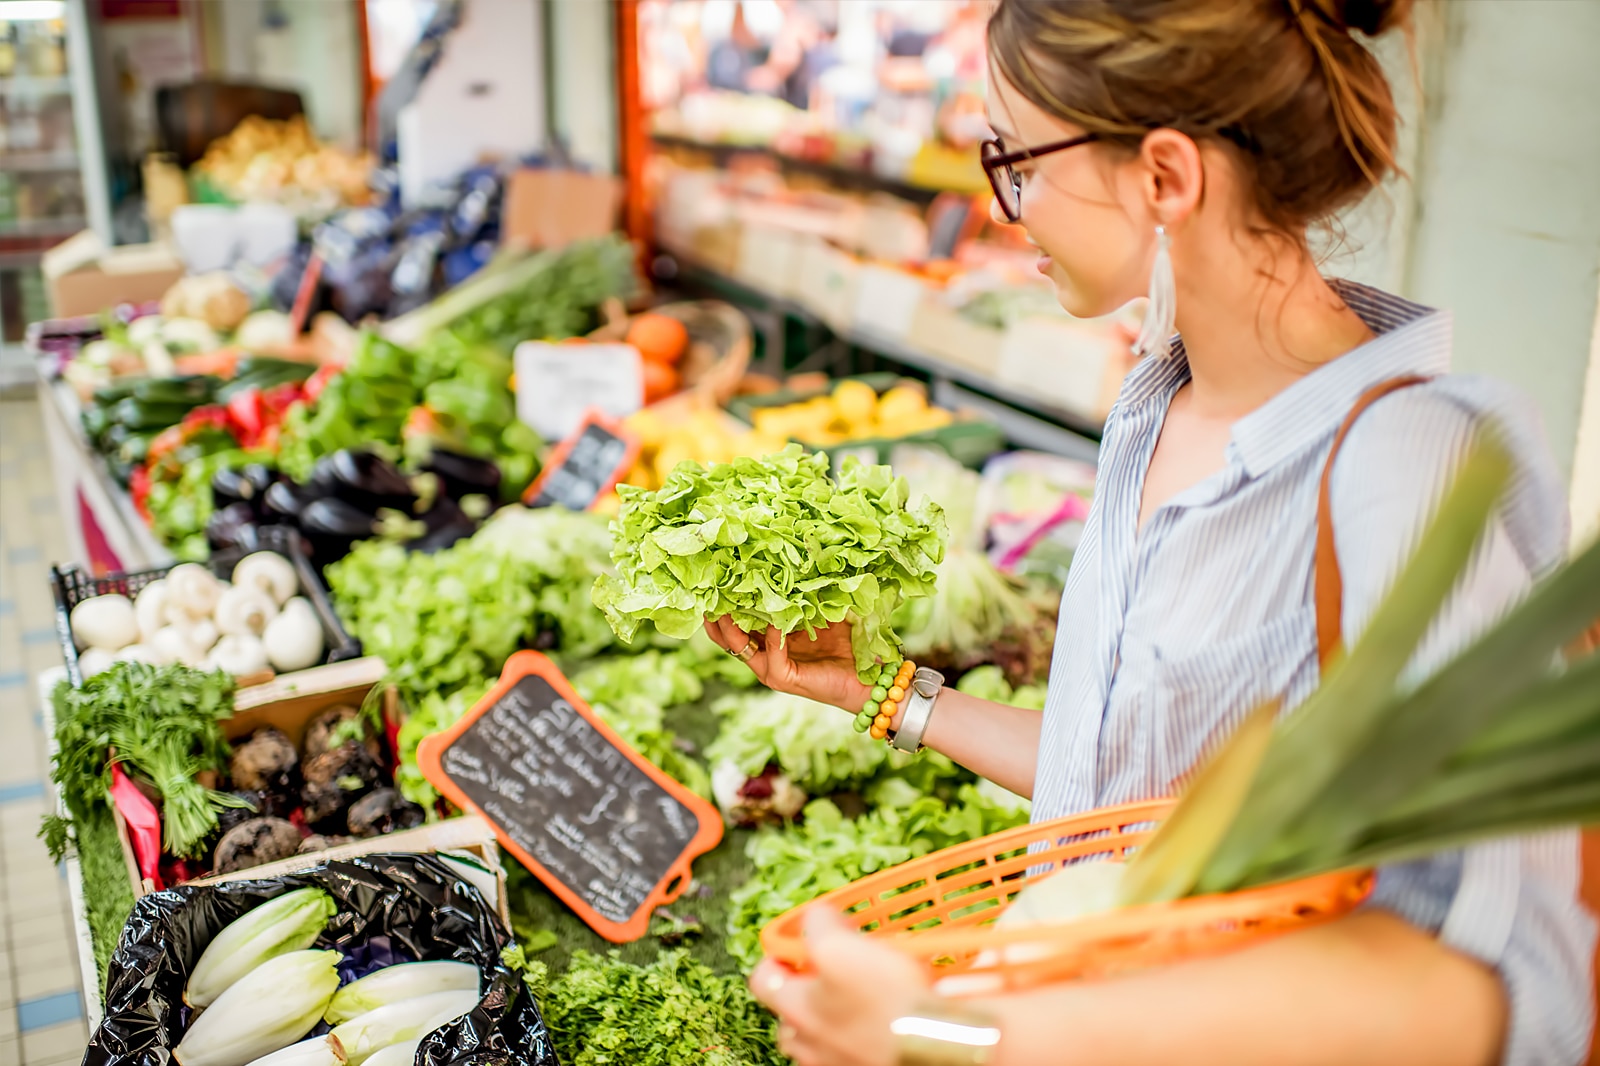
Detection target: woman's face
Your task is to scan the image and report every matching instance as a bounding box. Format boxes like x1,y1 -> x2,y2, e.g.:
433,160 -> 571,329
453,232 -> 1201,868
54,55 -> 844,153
986,69 -> 1152,319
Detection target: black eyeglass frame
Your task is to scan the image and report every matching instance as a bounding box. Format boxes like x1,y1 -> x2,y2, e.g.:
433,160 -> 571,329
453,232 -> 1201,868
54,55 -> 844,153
980,133 -> 1100,222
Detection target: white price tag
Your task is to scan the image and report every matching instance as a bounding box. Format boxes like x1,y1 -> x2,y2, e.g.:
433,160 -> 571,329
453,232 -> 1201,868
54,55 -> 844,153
514,341 -> 643,440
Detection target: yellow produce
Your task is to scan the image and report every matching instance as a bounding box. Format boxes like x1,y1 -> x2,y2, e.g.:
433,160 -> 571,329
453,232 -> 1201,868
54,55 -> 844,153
622,408 -> 784,490
746,381 -> 953,448
832,379 -> 878,426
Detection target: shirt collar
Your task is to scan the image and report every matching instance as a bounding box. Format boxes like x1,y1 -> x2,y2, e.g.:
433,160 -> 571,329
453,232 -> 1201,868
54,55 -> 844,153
1116,280 -> 1453,478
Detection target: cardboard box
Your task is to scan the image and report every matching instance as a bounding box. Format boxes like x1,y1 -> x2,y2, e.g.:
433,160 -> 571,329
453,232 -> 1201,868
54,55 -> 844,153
43,233 -> 185,318
851,263 -> 929,340
793,237 -> 861,332
905,297 -> 1006,377
996,315 -> 1128,421
502,168 -> 623,251
113,656 -> 508,924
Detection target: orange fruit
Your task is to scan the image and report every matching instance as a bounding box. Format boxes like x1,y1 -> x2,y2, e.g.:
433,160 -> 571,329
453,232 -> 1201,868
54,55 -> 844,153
626,313 -> 690,366
642,360 -> 681,404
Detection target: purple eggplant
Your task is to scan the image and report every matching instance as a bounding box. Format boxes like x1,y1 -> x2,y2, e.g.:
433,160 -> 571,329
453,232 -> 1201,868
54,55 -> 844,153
421,450 -> 501,502
206,501 -> 261,553
308,450 -> 417,513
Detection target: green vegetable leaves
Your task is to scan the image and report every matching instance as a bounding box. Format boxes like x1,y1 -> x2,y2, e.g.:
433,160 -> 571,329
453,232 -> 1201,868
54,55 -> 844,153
725,786 -> 1028,969
535,950 -> 785,1066
45,663 -> 242,858
595,445 -> 947,678
327,506 -> 620,702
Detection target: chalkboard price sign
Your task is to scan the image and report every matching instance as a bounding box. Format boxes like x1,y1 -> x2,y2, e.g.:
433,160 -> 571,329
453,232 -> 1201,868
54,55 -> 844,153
416,651 -> 722,942
521,409 -> 639,512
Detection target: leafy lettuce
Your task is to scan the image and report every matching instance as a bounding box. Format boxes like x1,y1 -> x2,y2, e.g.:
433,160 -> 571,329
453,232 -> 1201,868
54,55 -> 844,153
594,445 -> 946,678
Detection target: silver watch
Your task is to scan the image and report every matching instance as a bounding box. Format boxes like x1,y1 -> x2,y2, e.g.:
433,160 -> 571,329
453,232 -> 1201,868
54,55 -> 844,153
889,667 -> 943,753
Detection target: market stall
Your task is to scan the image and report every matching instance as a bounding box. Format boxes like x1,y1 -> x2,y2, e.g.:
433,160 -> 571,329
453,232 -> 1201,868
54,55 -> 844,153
19,4 -> 1599,1065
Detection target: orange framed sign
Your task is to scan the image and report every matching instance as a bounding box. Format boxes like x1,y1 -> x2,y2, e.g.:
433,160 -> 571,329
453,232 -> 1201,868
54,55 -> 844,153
416,651 -> 722,942
520,408 -> 640,511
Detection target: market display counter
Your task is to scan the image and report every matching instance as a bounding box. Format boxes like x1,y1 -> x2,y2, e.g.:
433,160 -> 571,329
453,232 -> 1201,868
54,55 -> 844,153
37,370 -> 170,574
664,258 -> 1107,464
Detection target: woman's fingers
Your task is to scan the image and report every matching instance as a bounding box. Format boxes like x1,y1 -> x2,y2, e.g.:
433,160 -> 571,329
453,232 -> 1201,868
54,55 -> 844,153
762,625 -> 791,682
702,618 -> 730,651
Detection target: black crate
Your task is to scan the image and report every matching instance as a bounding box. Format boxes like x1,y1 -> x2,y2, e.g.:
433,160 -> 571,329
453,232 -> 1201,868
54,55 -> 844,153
49,525 -> 362,687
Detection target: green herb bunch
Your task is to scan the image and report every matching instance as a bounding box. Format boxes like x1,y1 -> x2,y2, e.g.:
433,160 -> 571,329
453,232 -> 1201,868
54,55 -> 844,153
595,445 -> 947,679
528,949 -> 786,1066
45,662 -> 243,860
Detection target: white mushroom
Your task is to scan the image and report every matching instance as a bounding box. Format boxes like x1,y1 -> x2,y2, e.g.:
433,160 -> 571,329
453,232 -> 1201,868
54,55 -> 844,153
153,625 -> 209,668
78,647 -> 116,678
215,584 -> 279,638
114,644 -> 163,665
70,594 -> 140,651
166,563 -> 221,618
207,635 -> 270,677
188,618 -> 219,657
262,597 -> 324,672
134,580 -> 170,642
231,552 -> 298,607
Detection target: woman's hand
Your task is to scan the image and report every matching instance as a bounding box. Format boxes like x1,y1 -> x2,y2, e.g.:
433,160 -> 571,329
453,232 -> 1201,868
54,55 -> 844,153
750,908 -> 931,1066
704,616 -> 871,713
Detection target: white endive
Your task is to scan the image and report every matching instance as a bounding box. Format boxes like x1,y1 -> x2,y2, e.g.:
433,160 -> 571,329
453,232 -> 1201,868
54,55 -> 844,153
360,1040 -> 420,1066
328,989 -> 479,1066
323,962 -> 479,1025
241,1037 -> 346,1066
175,950 -> 342,1066
186,888 -> 337,1008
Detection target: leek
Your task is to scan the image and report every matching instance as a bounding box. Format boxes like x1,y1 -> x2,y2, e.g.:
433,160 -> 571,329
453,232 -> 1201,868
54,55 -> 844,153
175,950 -> 342,1066
187,888 -> 337,1008
328,989 -> 479,1066
323,961 -> 480,1024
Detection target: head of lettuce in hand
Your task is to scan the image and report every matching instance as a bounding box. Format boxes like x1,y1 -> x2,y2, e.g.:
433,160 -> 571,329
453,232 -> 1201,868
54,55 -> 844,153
594,445 -> 946,697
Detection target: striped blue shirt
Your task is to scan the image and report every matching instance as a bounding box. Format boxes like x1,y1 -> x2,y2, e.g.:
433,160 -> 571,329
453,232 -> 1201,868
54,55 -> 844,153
1032,281 -> 1595,1065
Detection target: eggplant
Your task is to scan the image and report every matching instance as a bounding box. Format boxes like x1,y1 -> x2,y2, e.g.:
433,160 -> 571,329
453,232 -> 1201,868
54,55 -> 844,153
405,496 -> 478,555
213,817 -> 303,874
301,740 -> 384,830
206,501 -> 261,553
345,788 -> 425,837
263,479 -> 312,523
308,450 -> 417,513
212,464 -> 276,512
421,450 -> 502,502
299,497 -> 380,563
230,728 -> 300,794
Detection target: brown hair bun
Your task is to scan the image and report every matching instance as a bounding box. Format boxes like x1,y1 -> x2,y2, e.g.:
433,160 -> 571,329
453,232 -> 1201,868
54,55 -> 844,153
987,0 -> 1414,236
1304,0 -> 1413,37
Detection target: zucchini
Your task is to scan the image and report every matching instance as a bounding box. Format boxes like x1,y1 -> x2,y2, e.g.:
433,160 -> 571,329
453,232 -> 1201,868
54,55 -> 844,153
133,374 -> 217,405
111,396 -> 200,431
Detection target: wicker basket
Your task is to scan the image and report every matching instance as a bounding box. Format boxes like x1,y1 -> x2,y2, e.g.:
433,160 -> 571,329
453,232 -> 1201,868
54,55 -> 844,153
760,799 -> 1374,997
588,298 -> 752,407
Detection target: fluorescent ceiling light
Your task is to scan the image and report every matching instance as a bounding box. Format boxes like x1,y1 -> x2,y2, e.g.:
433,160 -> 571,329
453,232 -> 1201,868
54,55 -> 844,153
0,1 -> 67,21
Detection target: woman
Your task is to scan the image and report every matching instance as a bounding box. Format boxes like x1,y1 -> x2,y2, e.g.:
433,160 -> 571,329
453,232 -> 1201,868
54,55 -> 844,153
704,1 -> 1597,1064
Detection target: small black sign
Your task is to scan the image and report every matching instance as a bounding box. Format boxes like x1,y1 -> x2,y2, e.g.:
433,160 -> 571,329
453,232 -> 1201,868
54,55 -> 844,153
417,652 -> 722,941
523,411 -> 638,512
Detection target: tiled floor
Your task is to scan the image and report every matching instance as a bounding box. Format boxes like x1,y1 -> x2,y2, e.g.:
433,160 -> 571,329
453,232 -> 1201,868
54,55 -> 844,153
0,396 -> 89,1065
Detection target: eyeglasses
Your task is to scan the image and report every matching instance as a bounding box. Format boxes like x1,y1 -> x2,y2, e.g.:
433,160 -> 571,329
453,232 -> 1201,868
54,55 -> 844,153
980,133 -> 1100,222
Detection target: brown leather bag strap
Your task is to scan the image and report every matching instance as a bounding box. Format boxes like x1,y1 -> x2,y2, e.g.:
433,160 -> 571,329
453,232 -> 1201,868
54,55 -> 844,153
1315,375 -> 1433,669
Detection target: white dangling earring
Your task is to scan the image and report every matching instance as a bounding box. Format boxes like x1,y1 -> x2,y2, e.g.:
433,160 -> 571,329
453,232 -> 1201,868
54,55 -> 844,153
1132,225 -> 1176,360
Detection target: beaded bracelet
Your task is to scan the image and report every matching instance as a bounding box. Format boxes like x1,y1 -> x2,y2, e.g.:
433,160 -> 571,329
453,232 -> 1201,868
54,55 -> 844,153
853,657 -> 917,741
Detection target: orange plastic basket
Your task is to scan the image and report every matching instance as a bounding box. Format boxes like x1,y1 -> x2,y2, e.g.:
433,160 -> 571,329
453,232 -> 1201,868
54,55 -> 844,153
760,799 -> 1373,996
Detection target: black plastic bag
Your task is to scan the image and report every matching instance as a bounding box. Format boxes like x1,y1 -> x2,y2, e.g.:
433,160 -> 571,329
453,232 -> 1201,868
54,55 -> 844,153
85,853 -> 560,1066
